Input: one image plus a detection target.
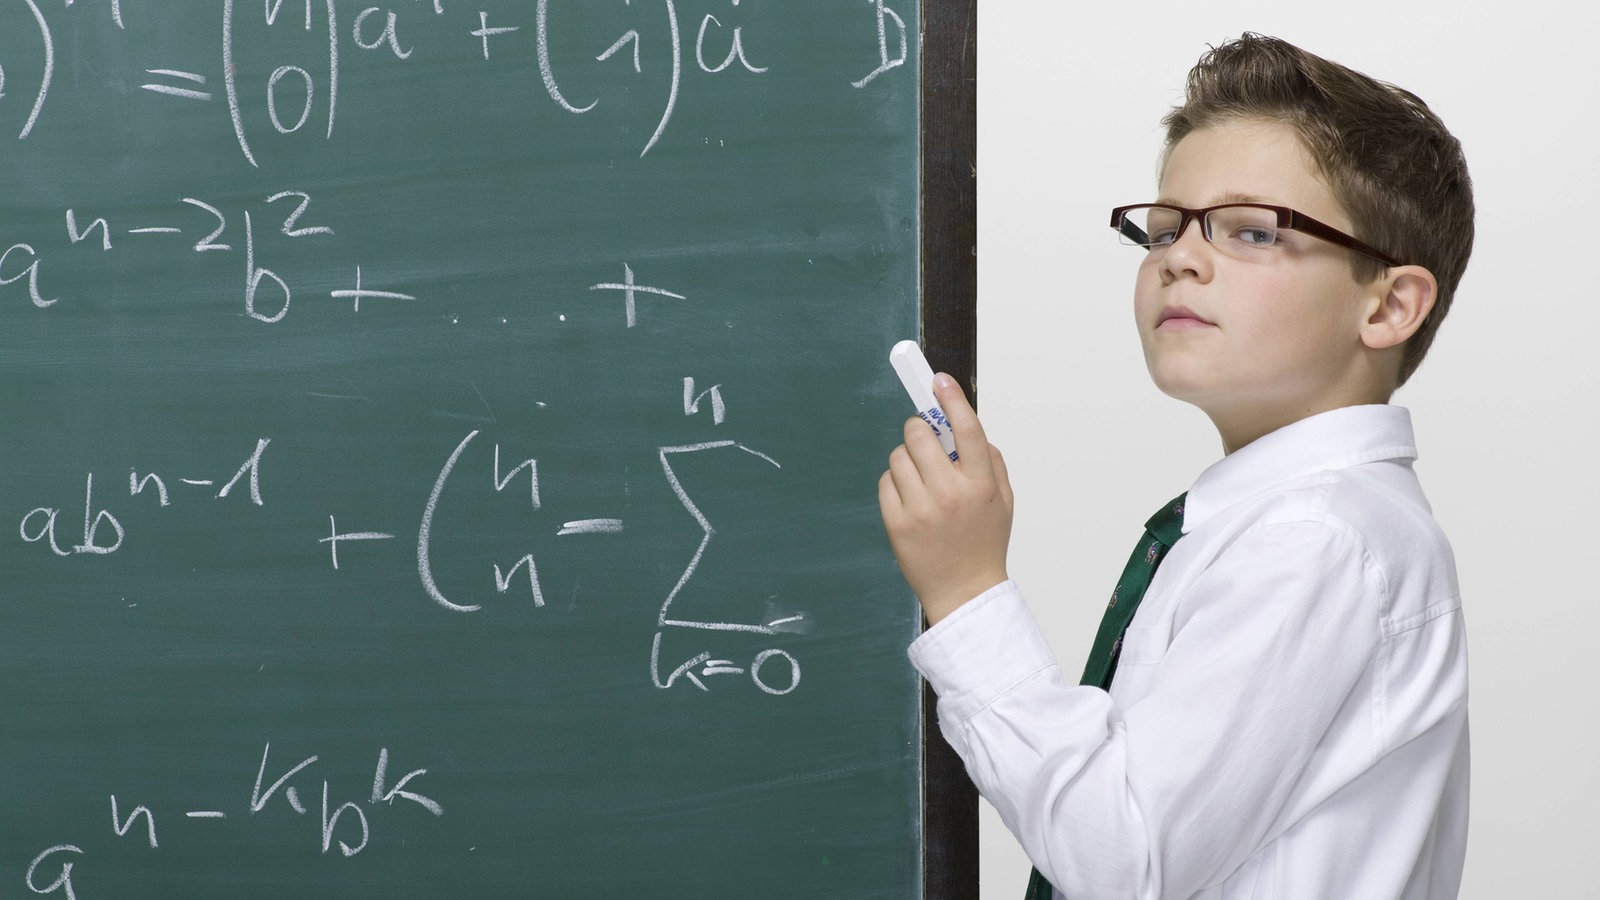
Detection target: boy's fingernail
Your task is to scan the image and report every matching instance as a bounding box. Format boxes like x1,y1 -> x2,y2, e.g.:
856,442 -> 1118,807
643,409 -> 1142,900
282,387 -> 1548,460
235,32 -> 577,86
933,373 -> 954,390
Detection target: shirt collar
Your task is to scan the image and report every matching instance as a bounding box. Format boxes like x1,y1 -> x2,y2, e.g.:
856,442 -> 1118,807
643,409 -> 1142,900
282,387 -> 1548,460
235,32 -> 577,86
1181,404 -> 1419,534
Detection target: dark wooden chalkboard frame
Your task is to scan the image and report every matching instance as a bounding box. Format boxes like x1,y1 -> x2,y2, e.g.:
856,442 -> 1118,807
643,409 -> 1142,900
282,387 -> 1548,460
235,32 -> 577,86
920,1 -> 979,897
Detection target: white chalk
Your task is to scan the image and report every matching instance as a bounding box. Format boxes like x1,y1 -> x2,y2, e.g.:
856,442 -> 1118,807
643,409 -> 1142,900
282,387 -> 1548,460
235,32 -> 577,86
889,340 -> 958,461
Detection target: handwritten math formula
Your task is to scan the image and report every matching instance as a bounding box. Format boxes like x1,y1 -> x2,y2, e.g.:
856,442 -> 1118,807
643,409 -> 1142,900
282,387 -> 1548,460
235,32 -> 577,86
13,405 -> 806,696
25,744 -> 442,899
2,2 -> 925,896
3,0 -> 907,319
1,0 -> 908,159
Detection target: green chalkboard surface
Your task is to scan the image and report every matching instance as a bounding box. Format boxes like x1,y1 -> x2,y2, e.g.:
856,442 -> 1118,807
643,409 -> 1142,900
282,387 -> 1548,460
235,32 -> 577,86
2,2 -> 973,897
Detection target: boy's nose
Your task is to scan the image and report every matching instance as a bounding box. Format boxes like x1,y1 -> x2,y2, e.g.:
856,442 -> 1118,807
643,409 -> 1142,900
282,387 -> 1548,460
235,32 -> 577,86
1172,214 -> 1206,242
1160,217 -> 1214,281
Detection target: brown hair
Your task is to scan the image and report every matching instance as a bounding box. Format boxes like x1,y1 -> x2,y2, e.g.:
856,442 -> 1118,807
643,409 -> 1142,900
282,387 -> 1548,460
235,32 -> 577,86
1162,33 -> 1474,386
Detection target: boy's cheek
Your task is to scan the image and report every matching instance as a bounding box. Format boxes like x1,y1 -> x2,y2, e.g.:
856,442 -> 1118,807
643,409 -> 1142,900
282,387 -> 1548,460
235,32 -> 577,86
1131,283 -> 1162,329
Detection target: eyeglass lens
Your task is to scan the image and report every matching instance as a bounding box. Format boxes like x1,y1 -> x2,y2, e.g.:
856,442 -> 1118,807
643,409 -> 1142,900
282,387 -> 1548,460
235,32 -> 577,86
1118,205 -> 1283,259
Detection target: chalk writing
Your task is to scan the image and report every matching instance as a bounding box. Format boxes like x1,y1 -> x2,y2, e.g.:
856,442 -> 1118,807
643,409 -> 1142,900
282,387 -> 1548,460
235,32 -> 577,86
25,846 -> 82,900
683,377 -> 727,425
8,0 -> 52,139
320,517 -> 396,570
141,67 -> 210,102
20,742 -> 441,897
17,440 -> 270,559
221,0 -> 341,167
472,11 -> 519,61
696,0 -> 768,75
852,0 -> 909,88
4,3 -> 904,156
0,242 -> 55,308
7,193 -> 336,318
8,197 -> 721,331
589,263 -> 686,327
394,386 -> 804,692
649,440 -> 807,693
2,0 -> 924,890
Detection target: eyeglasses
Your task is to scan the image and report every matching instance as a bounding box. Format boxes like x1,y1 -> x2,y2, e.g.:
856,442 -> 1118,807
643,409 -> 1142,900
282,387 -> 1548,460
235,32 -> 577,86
1109,203 -> 1403,267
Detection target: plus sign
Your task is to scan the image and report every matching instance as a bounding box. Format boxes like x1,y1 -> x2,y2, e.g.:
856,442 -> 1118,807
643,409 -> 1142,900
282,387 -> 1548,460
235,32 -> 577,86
471,12 -> 519,60
319,516 -> 395,570
588,264 -> 686,327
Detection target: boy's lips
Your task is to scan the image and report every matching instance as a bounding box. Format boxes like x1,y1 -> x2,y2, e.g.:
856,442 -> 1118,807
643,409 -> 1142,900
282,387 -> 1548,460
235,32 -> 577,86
1156,305 -> 1216,329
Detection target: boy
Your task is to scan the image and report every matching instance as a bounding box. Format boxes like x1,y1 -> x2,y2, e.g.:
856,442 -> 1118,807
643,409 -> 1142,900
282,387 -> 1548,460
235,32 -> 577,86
879,33 -> 1472,899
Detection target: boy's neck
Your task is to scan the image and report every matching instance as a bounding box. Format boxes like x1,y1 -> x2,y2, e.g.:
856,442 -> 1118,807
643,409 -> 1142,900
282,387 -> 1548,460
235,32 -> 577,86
1209,390 -> 1395,455
1200,350 -> 1400,454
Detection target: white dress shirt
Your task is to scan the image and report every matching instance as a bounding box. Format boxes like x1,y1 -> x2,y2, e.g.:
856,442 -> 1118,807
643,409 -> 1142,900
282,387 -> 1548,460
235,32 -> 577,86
909,405 -> 1468,899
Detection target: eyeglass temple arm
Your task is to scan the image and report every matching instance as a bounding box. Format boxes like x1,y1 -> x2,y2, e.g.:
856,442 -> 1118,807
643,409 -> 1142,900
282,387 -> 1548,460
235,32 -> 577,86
1287,211 -> 1403,267
1114,217 -> 1149,245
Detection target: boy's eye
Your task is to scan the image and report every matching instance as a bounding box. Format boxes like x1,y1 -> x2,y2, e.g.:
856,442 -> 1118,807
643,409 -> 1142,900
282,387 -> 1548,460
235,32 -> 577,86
1228,226 -> 1278,247
1150,229 -> 1180,246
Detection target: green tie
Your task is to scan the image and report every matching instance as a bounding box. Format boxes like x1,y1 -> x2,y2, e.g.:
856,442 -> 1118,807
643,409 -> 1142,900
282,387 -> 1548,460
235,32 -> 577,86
1024,493 -> 1188,900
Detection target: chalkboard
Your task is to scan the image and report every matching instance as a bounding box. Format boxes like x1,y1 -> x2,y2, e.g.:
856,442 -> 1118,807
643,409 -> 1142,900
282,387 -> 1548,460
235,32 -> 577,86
1,2 -> 975,898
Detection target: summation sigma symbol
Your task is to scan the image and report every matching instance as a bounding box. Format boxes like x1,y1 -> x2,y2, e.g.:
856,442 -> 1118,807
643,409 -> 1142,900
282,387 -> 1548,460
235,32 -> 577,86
2,0 -> 910,158
23,742 -> 441,900
418,429 -> 806,697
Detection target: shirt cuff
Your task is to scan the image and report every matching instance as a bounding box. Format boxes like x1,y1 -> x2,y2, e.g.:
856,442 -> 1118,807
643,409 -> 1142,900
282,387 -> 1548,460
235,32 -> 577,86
907,580 -> 1060,722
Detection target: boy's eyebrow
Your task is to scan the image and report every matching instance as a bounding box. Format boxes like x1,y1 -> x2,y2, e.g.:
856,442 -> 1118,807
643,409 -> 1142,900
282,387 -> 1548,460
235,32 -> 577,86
1153,191 -> 1274,207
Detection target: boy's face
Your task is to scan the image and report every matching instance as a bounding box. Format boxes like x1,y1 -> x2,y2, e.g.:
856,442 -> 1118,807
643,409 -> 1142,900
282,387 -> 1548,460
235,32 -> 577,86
1134,119 -> 1386,452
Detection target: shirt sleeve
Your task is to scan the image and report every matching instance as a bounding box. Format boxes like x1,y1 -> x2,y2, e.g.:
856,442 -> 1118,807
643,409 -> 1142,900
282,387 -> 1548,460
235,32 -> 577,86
908,518 -> 1384,899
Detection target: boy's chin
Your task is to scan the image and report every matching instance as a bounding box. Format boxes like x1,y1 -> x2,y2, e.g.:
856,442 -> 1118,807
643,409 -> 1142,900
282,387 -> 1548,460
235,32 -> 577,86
1144,365 -> 1221,407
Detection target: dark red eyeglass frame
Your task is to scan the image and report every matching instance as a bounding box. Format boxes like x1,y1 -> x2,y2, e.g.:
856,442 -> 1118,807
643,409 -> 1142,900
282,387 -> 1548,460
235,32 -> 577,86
1109,202 -> 1405,268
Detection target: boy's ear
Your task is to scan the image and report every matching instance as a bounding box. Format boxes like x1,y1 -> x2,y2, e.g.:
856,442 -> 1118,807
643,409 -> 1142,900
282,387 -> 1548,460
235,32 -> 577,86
1360,266 -> 1437,351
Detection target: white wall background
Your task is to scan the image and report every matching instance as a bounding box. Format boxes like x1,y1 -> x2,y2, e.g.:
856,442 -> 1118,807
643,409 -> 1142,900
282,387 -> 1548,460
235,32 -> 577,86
972,2 -> 1599,897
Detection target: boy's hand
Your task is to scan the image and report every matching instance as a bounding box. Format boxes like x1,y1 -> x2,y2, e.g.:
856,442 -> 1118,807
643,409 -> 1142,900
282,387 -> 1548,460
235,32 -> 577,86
878,373 -> 1014,625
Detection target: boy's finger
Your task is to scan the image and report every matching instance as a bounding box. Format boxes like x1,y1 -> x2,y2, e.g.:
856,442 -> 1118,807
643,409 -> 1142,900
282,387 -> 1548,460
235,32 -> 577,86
930,373 -> 990,465
903,412 -> 959,472
877,468 -> 903,519
885,440 -> 928,497
990,443 -> 1015,508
